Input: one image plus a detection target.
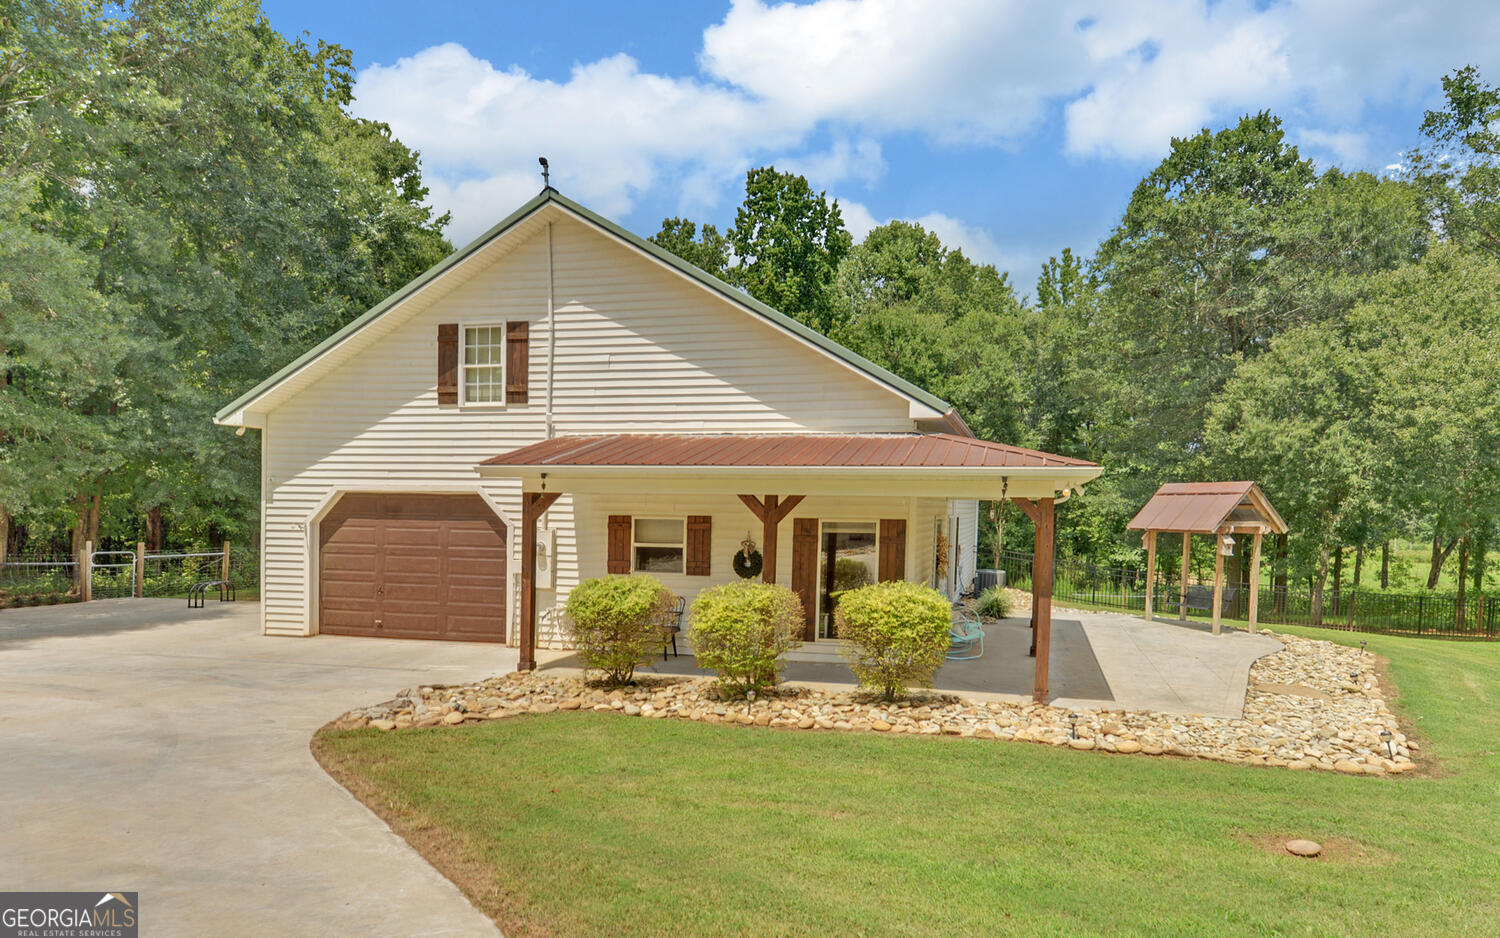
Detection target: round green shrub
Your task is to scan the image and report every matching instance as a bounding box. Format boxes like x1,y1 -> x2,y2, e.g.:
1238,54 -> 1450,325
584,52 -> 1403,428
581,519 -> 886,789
565,574 -> 677,686
835,580 -> 953,701
689,581 -> 804,696
975,586 -> 1013,619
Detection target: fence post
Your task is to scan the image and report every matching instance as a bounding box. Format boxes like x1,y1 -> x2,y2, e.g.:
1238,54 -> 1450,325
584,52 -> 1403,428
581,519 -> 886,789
221,540 -> 231,585
135,541 -> 145,598
81,539 -> 93,603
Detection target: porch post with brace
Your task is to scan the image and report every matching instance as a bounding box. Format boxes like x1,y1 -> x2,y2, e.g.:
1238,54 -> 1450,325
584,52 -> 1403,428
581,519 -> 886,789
737,494 -> 804,584
519,490 -> 560,672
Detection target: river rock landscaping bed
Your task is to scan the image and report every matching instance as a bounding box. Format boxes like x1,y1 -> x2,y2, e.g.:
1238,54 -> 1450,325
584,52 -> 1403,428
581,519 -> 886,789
329,629 -> 1416,776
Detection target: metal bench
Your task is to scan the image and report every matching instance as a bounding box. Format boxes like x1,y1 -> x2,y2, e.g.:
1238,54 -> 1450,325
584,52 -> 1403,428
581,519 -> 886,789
187,579 -> 235,608
1163,584 -> 1239,617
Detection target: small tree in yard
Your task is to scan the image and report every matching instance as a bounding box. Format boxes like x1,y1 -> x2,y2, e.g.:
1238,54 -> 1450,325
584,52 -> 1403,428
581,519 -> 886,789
836,580 -> 952,701
689,581 -> 804,696
565,575 -> 677,686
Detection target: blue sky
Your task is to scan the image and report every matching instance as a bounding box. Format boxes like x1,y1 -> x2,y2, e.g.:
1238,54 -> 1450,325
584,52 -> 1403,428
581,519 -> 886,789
261,0 -> 1499,295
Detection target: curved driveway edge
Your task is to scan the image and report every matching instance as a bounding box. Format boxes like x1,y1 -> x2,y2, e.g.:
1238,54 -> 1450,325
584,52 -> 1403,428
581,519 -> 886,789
0,600 -> 512,937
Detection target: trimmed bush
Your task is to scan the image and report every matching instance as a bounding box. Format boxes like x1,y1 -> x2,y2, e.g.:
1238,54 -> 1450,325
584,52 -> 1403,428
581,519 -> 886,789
565,574 -> 677,686
689,581 -> 804,696
975,586 -> 1013,619
835,580 -> 953,700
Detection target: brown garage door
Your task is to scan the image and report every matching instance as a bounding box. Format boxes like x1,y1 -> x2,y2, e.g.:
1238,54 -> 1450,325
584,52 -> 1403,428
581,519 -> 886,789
319,493 -> 507,641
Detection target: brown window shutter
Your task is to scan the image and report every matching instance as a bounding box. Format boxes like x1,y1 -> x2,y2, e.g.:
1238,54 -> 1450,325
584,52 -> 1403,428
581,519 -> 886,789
506,321 -> 529,403
878,519 -> 906,582
791,518 -> 818,641
437,323 -> 459,404
685,515 -> 712,576
607,515 -> 631,574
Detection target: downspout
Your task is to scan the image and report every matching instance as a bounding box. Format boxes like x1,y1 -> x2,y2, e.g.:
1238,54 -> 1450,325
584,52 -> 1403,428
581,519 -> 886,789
545,220 -> 556,439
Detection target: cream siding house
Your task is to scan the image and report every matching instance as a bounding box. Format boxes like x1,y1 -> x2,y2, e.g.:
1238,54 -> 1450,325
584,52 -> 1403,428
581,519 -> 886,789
217,190 -> 1099,698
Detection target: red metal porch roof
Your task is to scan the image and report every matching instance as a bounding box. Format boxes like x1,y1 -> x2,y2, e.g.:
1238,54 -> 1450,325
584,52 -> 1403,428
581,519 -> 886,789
480,433 -> 1096,470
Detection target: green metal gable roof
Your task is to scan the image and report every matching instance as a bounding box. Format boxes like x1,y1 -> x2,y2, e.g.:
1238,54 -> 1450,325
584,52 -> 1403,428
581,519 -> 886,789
215,188 -> 956,423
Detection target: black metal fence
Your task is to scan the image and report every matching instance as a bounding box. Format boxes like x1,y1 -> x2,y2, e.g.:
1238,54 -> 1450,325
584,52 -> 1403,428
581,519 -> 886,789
992,549 -> 1498,639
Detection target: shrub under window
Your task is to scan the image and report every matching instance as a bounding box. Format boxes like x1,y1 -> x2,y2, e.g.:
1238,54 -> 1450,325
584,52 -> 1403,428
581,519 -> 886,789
565,574 -> 677,686
689,581 -> 804,696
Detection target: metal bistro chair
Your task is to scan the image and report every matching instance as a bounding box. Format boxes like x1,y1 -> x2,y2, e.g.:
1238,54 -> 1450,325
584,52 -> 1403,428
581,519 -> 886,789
662,596 -> 687,659
946,605 -> 985,660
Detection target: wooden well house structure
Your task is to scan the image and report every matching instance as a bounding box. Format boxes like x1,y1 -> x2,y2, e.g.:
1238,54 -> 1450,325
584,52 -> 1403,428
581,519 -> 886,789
1127,482 -> 1288,634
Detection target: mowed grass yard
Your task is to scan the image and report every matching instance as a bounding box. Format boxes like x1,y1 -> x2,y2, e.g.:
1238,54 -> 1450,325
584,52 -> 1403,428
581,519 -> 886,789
314,627 -> 1500,938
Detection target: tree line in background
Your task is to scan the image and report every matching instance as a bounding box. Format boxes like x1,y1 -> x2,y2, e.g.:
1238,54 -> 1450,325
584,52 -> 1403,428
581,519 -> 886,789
1,1 -> 1494,619
0,0 -> 450,559
652,73 -> 1500,615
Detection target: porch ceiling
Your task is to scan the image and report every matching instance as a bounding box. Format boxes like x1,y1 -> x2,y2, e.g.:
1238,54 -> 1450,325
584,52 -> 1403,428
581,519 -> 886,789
475,433 -> 1102,499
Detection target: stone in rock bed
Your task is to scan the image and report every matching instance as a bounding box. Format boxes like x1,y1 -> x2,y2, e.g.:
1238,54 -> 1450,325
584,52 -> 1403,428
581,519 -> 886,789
1285,839 -> 1322,857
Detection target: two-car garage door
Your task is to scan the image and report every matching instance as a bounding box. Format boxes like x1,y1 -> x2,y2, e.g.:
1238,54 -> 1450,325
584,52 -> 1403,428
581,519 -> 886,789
318,494 -> 508,641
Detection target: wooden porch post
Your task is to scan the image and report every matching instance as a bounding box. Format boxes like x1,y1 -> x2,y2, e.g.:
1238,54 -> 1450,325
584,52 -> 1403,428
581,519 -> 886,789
134,541 -> 146,598
519,490 -> 561,672
1248,529 -> 1264,632
1179,533 -> 1191,622
737,494 -> 804,585
1031,498 -> 1055,704
1143,530 -> 1157,622
1212,531 -> 1226,636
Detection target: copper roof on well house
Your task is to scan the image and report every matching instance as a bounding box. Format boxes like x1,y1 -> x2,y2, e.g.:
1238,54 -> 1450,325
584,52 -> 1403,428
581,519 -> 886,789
480,433 -> 1096,470
1127,482 -> 1289,534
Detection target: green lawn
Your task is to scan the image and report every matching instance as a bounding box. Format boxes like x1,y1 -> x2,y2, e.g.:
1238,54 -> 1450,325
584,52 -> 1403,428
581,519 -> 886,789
315,628 -> 1500,937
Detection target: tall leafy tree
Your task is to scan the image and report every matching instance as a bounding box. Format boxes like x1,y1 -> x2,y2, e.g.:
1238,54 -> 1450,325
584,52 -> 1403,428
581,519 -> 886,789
0,0 -> 451,554
648,217 -> 730,278
1093,113 -> 1425,504
1411,65 -> 1500,258
726,167 -> 853,334
1348,245 -> 1500,597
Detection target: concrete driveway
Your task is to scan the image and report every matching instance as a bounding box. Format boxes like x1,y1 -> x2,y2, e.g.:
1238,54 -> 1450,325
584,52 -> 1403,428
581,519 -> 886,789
0,600 -> 514,937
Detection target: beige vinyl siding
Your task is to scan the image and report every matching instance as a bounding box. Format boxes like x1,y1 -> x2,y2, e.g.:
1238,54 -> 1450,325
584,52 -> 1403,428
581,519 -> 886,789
260,215 -> 921,637
951,498 -> 980,595
563,493 -> 941,646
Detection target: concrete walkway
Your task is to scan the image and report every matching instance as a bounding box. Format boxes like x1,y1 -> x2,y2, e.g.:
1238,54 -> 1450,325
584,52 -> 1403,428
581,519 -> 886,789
0,600 -> 511,937
639,609 -> 1281,719
1055,610 -> 1284,718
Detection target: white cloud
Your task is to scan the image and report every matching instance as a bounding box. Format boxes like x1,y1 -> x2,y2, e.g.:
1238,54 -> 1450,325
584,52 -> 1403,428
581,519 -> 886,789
351,1 -> 1500,243
1064,3 -> 1294,159
352,43 -> 802,240
1297,128 -> 1374,170
840,201 -> 1043,280
700,0 -> 1092,145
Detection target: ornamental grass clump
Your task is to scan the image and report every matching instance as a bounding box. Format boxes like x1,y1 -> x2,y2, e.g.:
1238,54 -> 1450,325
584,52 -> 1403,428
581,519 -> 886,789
689,581 -> 804,696
835,580 -> 952,701
565,574 -> 677,686
975,585 -> 1013,619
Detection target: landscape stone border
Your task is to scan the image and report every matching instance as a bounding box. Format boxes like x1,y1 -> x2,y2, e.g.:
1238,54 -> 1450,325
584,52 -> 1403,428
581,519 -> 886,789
330,629 -> 1416,776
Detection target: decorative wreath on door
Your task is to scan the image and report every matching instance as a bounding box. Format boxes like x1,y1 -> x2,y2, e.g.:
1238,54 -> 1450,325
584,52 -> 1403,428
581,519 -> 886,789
733,534 -> 764,579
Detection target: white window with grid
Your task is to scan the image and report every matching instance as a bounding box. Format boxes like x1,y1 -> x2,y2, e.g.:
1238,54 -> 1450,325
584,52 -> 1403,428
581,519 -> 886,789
462,325 -> 505,404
